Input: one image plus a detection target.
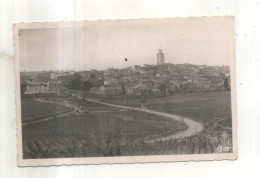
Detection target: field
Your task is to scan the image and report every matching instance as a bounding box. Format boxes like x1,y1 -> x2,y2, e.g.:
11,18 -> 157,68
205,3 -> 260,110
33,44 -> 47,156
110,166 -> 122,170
22,98 -> 187,158
21,98 -> 72,123
72,90 -> 232,133
69,91 -> 233,155
21,91 -> 233,158
128,91 -> 232,133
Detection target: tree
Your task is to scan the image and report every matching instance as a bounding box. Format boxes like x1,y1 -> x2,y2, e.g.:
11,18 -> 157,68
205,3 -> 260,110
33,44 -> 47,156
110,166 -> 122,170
158,83 -> 167,96
70,78 -> 82,90
82,81 -> 93,91
66,76 -> 93,91
224,78 -> 229,90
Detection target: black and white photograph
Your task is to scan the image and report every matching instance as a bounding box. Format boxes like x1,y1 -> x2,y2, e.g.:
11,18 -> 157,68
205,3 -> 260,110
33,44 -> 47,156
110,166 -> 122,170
14,17 -> 237,166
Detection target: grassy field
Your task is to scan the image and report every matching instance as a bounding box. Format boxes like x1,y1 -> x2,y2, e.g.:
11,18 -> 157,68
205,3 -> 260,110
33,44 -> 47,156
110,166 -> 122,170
126,91 -> 232,137
21,91 -> 233,158
22,108 -> 187,158
131,91 -> 232,131
21,98 -> 71,122
69,90 -> 234,154
72,90 -> 232,132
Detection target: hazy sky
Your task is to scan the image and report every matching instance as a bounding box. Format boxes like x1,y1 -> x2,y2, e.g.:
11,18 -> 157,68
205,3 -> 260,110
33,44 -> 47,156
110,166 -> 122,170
19,17 -> 234,71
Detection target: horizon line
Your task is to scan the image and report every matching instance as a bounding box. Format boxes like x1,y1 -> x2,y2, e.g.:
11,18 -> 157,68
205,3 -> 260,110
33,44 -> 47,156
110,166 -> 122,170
20,62 -> 230,72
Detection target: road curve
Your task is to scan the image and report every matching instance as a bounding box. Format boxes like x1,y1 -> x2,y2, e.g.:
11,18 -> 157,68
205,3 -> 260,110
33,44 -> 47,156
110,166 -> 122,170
87,98 -> 203,142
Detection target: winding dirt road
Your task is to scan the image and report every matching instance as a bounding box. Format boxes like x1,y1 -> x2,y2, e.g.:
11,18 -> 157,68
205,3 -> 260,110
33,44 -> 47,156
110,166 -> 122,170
87,98 -> 203,142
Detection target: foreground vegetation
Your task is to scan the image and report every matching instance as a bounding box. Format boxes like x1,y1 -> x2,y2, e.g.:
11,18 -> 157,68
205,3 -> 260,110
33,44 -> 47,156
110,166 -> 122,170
22,111 -> 187,159
23,131 -> 232,158
21,91 -> 233,158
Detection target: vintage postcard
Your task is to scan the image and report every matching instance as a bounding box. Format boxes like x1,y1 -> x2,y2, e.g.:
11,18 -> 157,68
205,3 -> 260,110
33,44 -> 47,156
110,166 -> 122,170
14,17 -> 237,166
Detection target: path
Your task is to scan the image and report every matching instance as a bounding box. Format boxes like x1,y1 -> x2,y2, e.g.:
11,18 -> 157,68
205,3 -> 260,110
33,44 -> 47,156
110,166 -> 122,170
86,98 -> 203,142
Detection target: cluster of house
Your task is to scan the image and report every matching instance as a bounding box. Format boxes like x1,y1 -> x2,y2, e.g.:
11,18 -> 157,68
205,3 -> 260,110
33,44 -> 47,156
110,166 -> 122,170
20,69 -> 104,97
21,80 -> 63,97
88,63 -> 230,96
20,62 -> 230,98
20,71 -> 74,97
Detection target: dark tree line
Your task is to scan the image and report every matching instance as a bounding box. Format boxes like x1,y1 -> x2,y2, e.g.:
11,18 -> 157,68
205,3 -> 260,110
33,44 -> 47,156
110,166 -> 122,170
66,77 -> 93,91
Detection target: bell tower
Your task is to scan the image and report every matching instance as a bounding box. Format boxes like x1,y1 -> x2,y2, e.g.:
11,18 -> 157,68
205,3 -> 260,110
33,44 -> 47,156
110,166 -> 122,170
157,49 -> 164,65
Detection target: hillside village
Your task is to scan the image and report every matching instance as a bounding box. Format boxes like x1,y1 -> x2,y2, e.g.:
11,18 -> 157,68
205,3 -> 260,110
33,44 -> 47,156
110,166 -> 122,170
20,49 -> 231,98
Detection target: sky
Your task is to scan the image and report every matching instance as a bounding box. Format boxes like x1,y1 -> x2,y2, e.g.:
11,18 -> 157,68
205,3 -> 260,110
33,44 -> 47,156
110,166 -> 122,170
19,17 -> 234,71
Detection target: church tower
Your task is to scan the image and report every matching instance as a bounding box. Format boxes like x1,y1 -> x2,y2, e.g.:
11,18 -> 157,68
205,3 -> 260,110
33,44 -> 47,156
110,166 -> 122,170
157,49 -> 164,65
